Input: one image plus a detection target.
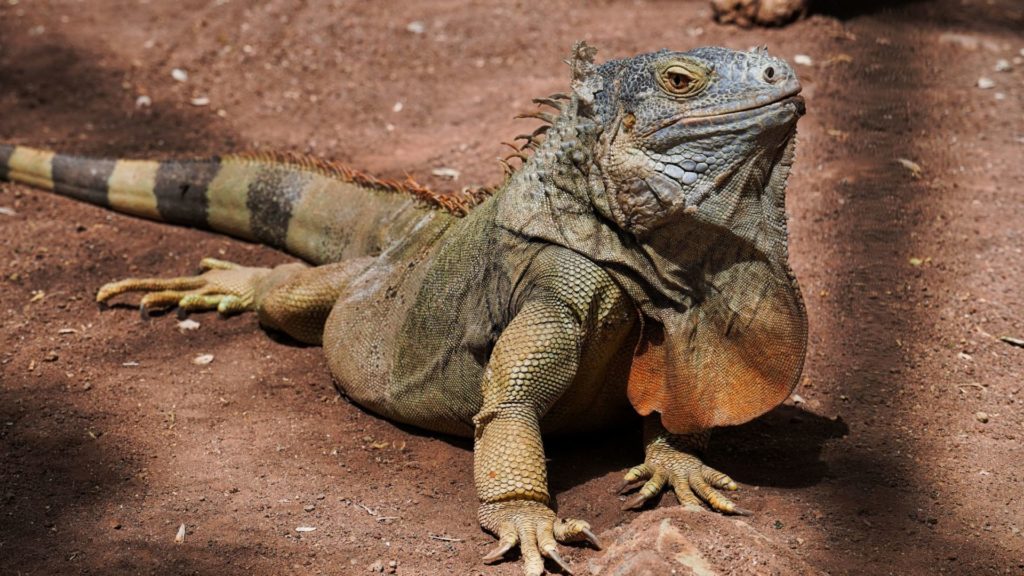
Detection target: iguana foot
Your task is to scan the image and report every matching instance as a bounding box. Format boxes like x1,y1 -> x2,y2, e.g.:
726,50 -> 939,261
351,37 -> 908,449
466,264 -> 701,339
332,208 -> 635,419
619,448 -> 749,515
479,500 -> 600,576
96,258 -> 271,316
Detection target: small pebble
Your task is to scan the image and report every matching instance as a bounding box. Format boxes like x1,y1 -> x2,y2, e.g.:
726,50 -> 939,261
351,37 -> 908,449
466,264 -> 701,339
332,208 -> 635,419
135,95 -> 152,109
405,21 -> 425,34
975,411 -> 989,424
177,319 -> 200,332
295,526 -> 316,532
994,59 -> 1011,72
431,167 -> 460,180
192,354 -> 214,366
304,504 -> 315,512
190,96 -> 210,107
171,68 -> 188,82
977,77 -> 995,89
793,54 -> 813,66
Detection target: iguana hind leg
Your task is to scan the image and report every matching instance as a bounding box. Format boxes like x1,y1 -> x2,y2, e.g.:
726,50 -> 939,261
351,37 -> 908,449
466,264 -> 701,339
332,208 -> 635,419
97,258 -> 367,345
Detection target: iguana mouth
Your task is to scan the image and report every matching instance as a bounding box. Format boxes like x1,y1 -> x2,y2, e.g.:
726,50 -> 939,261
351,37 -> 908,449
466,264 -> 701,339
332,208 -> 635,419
642,92 -> 804,138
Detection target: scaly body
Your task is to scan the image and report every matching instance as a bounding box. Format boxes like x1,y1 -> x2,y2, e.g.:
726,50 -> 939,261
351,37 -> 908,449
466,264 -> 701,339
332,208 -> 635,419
1,43 -> 807,575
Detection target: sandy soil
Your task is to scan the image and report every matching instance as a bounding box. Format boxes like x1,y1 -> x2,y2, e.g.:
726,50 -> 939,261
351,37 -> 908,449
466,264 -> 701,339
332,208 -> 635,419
1,1 -> 1022,574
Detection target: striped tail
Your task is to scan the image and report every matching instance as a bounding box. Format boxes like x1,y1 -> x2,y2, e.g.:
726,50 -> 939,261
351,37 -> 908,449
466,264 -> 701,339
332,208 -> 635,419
0,144 -> 488,265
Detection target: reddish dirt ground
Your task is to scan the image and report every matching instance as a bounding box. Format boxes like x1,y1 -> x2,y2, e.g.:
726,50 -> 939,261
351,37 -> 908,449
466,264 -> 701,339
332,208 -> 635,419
1,1 -> 1022,575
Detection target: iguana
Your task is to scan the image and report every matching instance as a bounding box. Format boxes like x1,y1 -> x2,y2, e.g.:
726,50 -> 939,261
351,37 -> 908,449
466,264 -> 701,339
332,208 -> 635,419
0,43 -> 807,576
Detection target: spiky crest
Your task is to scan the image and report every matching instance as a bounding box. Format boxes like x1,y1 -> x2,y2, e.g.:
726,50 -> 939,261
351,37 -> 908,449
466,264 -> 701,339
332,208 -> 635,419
226,151 -> 491,217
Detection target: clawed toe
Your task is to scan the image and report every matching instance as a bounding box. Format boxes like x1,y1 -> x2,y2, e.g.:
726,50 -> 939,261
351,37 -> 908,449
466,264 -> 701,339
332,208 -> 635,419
95,259 -> 260,317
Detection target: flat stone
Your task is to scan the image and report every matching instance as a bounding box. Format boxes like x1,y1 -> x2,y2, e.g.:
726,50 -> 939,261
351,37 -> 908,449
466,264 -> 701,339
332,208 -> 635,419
589,508 -> 825,576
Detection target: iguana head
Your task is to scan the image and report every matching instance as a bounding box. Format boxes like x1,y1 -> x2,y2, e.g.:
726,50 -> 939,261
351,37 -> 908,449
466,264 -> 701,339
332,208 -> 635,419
579,44 -> 804,236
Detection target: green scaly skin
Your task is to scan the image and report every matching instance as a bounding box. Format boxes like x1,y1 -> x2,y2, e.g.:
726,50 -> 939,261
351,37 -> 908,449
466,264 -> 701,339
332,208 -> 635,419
0,43 -> 807,575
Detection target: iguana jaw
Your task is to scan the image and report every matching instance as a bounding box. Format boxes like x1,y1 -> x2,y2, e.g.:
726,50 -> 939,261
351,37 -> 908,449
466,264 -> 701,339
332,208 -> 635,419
643,93 -> 804,145
642,88 -> 804,138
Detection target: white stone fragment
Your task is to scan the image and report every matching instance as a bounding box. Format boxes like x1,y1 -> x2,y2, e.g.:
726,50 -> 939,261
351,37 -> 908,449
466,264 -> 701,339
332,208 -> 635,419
431,167 -> 460,180
193,354 -> 214,365
977,77 -> 995,89
177,319 -> 200,332
793,54 -> 813,66
171,68 -> 188,82
405,21 -> 425,34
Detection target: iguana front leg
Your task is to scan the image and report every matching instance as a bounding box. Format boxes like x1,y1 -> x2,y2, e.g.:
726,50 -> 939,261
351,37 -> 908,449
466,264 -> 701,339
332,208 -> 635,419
474,296 -> 600,576
620,417 -> 749,515
96,258 -> 364,344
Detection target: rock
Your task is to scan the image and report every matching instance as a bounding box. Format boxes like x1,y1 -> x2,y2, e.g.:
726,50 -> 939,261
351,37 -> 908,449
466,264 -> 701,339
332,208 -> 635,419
977,77 -> 996,90
710,0 -> 808,28
793,54 -> 813,67
975,411 -> 989,423
589,507 -> 824,576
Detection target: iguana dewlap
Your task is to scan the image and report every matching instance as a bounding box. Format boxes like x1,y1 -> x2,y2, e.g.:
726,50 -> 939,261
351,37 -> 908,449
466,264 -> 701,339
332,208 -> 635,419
0,43 -> 807,576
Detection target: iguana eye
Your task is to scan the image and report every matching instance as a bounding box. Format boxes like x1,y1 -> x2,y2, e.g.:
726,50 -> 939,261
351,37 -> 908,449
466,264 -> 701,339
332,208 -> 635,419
657,62 -> 708,97
763,66 -> 776,82
666,69 -> 693,91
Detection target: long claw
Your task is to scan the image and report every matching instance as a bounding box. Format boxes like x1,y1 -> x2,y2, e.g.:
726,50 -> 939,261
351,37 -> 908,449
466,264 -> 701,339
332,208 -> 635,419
542,547 -> 572,574
617,477 -> 644,494
482,523 -> 518,565
580,528 -> 602,550
482,540 -> 515,564
622,493 -> 649,511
